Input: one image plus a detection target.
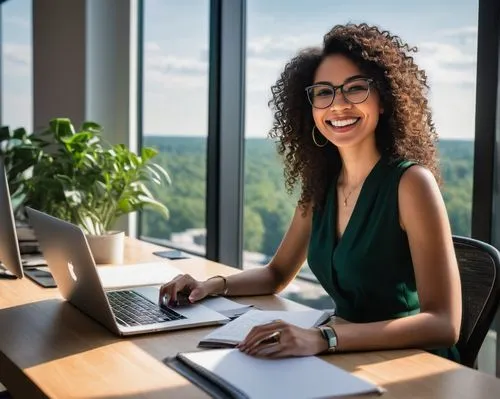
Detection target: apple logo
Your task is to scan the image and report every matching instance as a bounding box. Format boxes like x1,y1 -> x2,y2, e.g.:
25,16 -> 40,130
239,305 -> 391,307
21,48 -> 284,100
68,261 -> 78,282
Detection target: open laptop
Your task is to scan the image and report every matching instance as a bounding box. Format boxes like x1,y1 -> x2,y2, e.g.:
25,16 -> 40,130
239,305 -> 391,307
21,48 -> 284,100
0,157 -> 23,279
26,207 -> 228,336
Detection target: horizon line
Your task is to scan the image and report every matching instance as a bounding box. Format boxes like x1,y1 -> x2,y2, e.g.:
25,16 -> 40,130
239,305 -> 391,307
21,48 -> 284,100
143,134 -> 474,142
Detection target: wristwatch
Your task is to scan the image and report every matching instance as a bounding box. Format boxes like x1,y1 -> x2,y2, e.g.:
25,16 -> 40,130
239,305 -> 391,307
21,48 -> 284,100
318,326 -> 338,353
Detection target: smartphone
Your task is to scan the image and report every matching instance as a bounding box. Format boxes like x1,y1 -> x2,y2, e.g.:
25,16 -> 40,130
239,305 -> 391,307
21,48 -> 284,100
153,250 -> 190,260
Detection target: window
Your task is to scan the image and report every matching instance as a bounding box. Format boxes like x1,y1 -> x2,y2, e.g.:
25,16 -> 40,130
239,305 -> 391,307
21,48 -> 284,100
244,0 -> 478,308
1,0 -> 32,132
139,1 -> 210,255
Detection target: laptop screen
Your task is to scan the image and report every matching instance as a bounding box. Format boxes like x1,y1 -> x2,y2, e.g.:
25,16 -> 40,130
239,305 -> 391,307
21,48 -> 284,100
0,156 -> 23,279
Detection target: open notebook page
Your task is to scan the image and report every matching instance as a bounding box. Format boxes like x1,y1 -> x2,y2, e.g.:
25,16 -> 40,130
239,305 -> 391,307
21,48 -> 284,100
199,308 -> 330,347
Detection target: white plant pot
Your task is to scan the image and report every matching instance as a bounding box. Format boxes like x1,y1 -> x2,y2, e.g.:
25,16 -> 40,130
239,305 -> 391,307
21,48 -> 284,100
86,231 -> 125,264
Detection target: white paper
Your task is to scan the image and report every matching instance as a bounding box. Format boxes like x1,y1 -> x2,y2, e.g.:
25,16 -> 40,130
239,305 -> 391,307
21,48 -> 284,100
200,309 -> 329,345
97,262 -> 182,289
200,296 -> 254,319
181,348 -> 382,399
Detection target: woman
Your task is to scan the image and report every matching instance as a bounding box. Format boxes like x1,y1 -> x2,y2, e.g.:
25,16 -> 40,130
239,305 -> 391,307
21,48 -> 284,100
159,23 -> 462,361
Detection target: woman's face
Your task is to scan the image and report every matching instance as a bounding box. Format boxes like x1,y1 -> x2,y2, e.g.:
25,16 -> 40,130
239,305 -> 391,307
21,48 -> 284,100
310,54 -> 383,149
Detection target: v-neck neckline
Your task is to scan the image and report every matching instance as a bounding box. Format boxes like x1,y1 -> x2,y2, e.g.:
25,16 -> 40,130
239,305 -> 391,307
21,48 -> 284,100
333,156 -> 385,245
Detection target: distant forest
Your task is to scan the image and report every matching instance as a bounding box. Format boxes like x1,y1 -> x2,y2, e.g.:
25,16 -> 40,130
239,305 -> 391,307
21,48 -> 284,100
141,136 -> 473,257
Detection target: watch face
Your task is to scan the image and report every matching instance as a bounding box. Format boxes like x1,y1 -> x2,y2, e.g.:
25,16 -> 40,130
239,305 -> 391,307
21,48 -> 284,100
323,327 -> 337,351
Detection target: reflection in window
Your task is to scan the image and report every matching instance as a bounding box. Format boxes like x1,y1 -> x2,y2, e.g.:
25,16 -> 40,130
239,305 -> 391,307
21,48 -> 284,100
1,0 -> 33,132
139,1 -> 209,255
244,0 -> 478,308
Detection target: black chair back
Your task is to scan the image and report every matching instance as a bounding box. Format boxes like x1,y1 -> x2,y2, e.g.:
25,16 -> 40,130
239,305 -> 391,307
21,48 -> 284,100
454,235 -> 500,368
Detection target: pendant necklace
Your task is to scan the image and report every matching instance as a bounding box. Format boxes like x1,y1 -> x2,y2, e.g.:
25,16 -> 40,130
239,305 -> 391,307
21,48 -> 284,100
342,180 -> 364,207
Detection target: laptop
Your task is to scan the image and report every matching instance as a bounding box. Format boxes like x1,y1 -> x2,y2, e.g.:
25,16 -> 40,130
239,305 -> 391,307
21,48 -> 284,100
0,157 -> 24,279
26,207 -> 228,336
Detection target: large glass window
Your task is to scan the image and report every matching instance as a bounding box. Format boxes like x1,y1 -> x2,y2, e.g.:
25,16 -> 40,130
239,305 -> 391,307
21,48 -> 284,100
139,1 -> 209,255
1,0 -> 32,131
244,0 -> 478,308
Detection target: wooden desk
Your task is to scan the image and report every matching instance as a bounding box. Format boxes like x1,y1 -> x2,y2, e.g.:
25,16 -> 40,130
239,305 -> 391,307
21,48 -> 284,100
1,238 -> 499,398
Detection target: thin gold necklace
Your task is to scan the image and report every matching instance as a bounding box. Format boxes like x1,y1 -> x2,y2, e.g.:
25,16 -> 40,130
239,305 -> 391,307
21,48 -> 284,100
341,180 -> 364,207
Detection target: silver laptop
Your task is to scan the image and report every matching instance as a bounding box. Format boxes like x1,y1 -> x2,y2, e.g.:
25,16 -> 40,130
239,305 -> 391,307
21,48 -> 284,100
26,207 -> 228,336
0,156 -> 23,279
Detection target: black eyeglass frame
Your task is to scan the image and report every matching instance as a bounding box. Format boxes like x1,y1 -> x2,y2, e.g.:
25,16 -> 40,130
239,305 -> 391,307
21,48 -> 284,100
305,77 -> 374,109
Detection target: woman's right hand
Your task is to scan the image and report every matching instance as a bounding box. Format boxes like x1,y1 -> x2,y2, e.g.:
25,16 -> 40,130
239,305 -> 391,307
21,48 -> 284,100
158,274 -> 209,305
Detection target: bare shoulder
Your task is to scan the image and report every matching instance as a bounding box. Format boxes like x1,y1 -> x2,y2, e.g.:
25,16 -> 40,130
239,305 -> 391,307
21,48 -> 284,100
398,164 -> 446,230
399,164 -> 438,196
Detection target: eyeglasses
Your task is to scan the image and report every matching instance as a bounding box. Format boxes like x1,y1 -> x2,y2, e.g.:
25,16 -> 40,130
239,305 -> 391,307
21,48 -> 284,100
305,77 -> 374,109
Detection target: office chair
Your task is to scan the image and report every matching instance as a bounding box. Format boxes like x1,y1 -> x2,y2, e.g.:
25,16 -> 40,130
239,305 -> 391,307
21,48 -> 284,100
453,235 -> 500,368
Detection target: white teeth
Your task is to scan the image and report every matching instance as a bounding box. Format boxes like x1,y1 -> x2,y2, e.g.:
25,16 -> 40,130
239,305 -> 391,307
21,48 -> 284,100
329,118 -> 358,128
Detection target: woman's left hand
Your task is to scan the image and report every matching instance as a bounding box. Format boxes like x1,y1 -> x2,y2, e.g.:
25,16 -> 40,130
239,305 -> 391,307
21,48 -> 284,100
236,320 -> 327,358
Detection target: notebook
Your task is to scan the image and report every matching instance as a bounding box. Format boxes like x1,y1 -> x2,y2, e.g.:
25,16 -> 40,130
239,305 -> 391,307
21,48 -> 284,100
198,308 -> 331,348
165,348 -> 384,399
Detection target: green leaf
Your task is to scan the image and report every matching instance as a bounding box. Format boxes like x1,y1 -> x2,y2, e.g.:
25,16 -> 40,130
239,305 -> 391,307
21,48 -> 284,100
141,147 -> 158,162
136,195 -> 169,219
49,118 -> 75,139
13,128 -> 28,140
0,126 -> 11,142
63,190 -> 84,206
81,121 -> 102,132
148,163 -> 171,184
61,132 -> 94,145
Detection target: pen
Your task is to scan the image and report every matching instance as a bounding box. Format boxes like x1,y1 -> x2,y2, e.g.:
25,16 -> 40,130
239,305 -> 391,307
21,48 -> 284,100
254,324 -> 283,346
256,330 -> 281,345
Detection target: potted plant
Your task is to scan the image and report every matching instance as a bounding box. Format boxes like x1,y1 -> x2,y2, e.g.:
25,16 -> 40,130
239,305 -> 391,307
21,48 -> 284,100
0,118 -> 170,263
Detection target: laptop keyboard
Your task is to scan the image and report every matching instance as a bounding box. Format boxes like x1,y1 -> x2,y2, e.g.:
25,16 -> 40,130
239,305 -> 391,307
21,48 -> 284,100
106,290 -> 186,327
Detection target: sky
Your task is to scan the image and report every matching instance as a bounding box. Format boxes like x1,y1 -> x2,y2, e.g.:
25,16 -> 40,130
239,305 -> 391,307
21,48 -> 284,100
2,0 -> 479,139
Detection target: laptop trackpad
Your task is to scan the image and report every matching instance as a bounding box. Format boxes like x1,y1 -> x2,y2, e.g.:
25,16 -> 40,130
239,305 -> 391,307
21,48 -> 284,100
133,286 -> 229,323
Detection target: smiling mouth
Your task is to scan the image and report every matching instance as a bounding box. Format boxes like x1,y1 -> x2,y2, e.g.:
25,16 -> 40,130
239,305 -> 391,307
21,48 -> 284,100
326,117 -> 360,128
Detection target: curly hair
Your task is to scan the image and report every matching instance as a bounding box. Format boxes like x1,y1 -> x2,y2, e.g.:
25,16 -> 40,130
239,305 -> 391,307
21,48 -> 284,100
268,23 -> 440,210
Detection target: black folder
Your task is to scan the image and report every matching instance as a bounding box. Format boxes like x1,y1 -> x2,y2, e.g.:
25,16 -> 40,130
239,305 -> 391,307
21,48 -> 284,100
163,355 -> 247,399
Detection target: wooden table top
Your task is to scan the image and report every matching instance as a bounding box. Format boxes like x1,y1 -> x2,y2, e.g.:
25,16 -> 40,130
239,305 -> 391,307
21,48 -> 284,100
1,237 -> 499,398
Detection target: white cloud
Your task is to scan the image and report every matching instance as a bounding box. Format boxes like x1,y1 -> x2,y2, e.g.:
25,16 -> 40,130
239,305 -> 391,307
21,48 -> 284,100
247,34 -> 319,57
144,41 -> 161,52
3,43 -> 31,69
145,69 -> 207,90
416,41 -> 476,86
418,42 -> 476,64
245,35 -> 314,94
145,54 -> 207,75
430,83 -> 476,139
143,42 -> 208,90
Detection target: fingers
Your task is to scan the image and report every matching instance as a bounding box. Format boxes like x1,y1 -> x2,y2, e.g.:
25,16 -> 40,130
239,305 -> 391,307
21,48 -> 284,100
237,320 -> 285,353
188,287 -> 204,302
240,326 -> 288,358
252,340 -> 285,358
158,274 -> 197,304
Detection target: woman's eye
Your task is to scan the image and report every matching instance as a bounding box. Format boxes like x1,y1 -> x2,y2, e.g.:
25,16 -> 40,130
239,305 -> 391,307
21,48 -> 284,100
316,89 -> 332,97
345,84 -> 367,92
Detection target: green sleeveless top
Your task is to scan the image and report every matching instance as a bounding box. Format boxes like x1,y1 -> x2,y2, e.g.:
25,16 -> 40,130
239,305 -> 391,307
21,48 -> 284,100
308,157 -> 459,362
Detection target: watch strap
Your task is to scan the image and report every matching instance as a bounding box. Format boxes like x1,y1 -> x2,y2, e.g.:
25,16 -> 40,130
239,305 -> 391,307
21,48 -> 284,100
318,326 -> 338,352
